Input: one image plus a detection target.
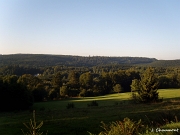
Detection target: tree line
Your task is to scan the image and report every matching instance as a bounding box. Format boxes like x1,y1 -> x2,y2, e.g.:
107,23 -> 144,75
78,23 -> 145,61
0,54 -> 157,67
1,64 -> 180,111
2,54 -> 180,68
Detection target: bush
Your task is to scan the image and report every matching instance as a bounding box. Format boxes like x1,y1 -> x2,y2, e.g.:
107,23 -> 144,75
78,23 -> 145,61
89,117 -> 148,135
87,100 -> 98,107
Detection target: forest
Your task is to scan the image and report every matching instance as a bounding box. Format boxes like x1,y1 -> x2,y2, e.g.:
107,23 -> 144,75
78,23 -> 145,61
1,54 -> 180,111
0,54 -> 157,67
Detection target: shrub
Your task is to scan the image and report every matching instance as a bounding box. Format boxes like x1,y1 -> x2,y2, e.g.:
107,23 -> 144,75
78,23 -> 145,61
87,100 -> 98,107
89,117 -> 149,135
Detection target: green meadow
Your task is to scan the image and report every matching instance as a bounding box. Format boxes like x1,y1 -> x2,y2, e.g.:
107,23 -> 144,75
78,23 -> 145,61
0,89 -> 180,135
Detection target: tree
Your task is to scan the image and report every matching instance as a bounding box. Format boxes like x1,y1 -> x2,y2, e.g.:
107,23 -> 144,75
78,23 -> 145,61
48,88 -> 58,100
130,79 -> 140,92
17,74 -> 41,90
113,84 -> 123,93
32,83 -> 47,102
131,67 -> 159,103
101,72 -> 113,94
0,75 -> 33,111
79,72 -> 93,89
93,76 -> 105,96
67,70 -> 79,89
52,72 -> 63,88
79,89 -> 87,97
18,74 -> 46,102
60,85 -> 68,97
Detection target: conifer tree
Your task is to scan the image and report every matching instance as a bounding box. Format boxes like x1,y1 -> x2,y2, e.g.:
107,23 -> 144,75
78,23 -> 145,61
131,67 -> 159,103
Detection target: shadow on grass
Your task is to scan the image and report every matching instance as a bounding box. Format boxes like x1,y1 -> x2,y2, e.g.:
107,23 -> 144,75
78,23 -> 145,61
1,95 -> 180,135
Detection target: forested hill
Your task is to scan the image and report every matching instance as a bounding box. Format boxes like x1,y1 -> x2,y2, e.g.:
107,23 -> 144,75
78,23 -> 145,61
145,60 -> 180,67
0,54 -> 157,67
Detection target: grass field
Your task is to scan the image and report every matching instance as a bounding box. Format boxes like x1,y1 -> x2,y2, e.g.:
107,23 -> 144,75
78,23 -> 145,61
0,89 -> 180,135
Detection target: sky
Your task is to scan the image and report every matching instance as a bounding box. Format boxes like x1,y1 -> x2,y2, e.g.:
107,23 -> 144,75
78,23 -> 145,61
0,0 -> 180,60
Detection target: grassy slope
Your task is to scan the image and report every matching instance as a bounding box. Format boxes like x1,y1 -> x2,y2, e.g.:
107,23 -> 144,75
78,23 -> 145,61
0,89 -> 180,135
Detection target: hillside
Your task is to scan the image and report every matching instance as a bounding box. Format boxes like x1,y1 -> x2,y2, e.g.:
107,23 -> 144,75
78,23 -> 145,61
136,60 -> 180,67
0,54 -> 157,67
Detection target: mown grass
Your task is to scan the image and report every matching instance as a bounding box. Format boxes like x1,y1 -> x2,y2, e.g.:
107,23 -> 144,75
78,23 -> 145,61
0,89 -> 180,135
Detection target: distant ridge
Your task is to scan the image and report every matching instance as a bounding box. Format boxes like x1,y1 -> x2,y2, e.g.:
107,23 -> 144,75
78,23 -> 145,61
0,54 -> 157,67
145,60 -> 180,67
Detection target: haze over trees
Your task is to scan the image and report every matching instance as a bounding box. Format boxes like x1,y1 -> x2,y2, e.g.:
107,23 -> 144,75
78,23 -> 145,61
0,54 -> 157,68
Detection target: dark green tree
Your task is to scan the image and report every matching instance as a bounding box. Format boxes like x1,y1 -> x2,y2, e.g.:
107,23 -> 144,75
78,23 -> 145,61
17,74 -> 41,90
52,72 -> 63,88
79,72 -> 93,89
48,88 -> 58,100
18,74 -> 46,102
67,70 -> 79,89
101,72 -> 113,94
131,67 -> 159,103
32,83 -> 47,102
0,75 -> 33,111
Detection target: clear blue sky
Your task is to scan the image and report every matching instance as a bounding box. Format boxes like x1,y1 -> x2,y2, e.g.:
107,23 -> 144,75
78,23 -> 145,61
0,0 -> 180,60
